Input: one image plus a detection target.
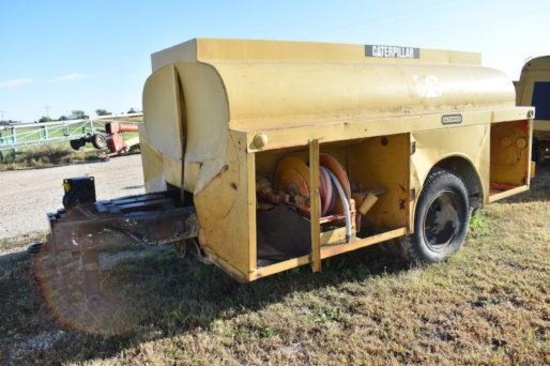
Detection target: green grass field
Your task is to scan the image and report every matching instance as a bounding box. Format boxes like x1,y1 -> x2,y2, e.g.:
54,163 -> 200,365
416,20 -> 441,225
0,165 -> 549,365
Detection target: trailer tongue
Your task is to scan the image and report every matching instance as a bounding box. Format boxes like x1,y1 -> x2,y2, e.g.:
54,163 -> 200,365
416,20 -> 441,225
41,177 -> 198,303
50,177 -> 198,251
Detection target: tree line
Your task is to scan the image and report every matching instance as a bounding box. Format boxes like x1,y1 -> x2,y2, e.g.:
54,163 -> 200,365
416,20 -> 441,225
36,108 -> 139,123
0,108 -> 139,125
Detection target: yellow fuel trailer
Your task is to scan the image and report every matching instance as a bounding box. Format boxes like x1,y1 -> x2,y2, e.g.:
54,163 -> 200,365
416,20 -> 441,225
44,39 -> 533,288
515,56 -> 550,162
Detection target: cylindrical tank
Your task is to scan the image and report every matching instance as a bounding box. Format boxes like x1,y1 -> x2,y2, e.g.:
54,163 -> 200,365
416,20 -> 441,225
140,39 -> 515,194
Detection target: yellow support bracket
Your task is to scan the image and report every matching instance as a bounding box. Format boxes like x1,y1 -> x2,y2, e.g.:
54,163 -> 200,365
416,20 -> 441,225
309,139 -> 321,272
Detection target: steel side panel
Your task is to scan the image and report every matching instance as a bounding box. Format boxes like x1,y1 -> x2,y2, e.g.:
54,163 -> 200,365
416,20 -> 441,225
410,124 -> 490,229
244,108 -> 533,153
348,133 -> 410,229
195,131 -> 253,279
490,120 -> 532,187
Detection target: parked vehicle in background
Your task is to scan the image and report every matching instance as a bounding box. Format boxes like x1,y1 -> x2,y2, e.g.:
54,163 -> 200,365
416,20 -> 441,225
68,113 -> 142,152
0,113 -> 142,161
515,56 -> 550,162
98,121 -> 141,160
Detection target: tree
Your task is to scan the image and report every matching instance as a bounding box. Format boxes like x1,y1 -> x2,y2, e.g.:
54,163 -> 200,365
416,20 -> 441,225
95,108 -> 112,116
127,107 -> 137,114
0,119 -> 19,125
69,110 -> 89,120
57,115 -> 69,121
39,116 -> 53,123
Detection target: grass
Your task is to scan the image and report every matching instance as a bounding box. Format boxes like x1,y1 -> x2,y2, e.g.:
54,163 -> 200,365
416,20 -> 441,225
0,144 -> 102,171
0,166 -> 549,365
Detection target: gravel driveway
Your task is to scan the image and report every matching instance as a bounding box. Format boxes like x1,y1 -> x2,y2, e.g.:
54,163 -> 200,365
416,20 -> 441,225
0,154 -> 145,239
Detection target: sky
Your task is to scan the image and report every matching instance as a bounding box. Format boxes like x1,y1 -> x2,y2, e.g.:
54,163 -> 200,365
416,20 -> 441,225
1,0 -> 549,122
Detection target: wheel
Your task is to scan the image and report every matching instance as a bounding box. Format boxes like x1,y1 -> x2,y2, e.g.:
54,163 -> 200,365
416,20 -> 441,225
533,139 -> 549,164
69,139 -> 84,151
532,139 -> 542,164
128,143 -> 140,154
91,133 -> 107,150
408,168 -> 470,262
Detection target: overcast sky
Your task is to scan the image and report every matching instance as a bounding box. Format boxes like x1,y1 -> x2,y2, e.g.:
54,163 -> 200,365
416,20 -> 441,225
1,0 -> 549,122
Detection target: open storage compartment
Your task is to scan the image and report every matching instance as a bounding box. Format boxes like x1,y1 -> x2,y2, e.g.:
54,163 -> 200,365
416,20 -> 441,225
253,134 -> 411,273
489,120 -> 531,202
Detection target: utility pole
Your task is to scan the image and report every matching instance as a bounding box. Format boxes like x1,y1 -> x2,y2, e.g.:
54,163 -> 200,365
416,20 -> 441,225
44,106 -> 50,118
0,111 -> 4,121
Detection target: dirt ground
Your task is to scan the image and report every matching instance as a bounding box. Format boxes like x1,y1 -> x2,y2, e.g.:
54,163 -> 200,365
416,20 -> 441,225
0,154 -> 144,240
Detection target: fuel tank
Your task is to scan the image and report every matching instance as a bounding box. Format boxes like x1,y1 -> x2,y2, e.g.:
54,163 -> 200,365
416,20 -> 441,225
140,38 -> 515,194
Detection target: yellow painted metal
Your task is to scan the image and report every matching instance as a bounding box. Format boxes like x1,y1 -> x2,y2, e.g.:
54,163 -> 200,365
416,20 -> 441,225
244,108 -> 533,153
516,56 -> 550,136
320,227 -> 348,245
152,38 -> 481,70
309,139 -> 321,273
140,38 -> 534,281
142,61 -> 229,193
252,254 -> 311,280
349,134 -> 410,229
412,125 -> 489,201
141,65 -> 181,192
488,185 -> 530,203
489,120 -> 532,189
321,227 -> 408,259
216,62 -> 514,132
194,131 -> 255,278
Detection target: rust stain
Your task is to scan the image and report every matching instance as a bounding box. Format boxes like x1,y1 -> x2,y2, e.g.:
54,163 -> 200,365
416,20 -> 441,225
399,199 -> 406,210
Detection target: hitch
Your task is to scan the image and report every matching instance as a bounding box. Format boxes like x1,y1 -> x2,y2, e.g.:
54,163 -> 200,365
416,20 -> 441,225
37,177 -> 200,331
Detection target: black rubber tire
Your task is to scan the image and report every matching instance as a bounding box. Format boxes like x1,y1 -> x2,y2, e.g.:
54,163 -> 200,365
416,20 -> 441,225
532,139 -> 541,164
27,242 -> 44,254
69,139 -> 84,151
92,133 -> 107,150
408,168 -> 470,262
532,139 -> 549,164
128,143 -> 140,154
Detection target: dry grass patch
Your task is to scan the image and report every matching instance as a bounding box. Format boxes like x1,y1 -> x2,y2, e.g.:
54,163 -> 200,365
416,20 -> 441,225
0,165 -> 549,365
0,144 -> 99,171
